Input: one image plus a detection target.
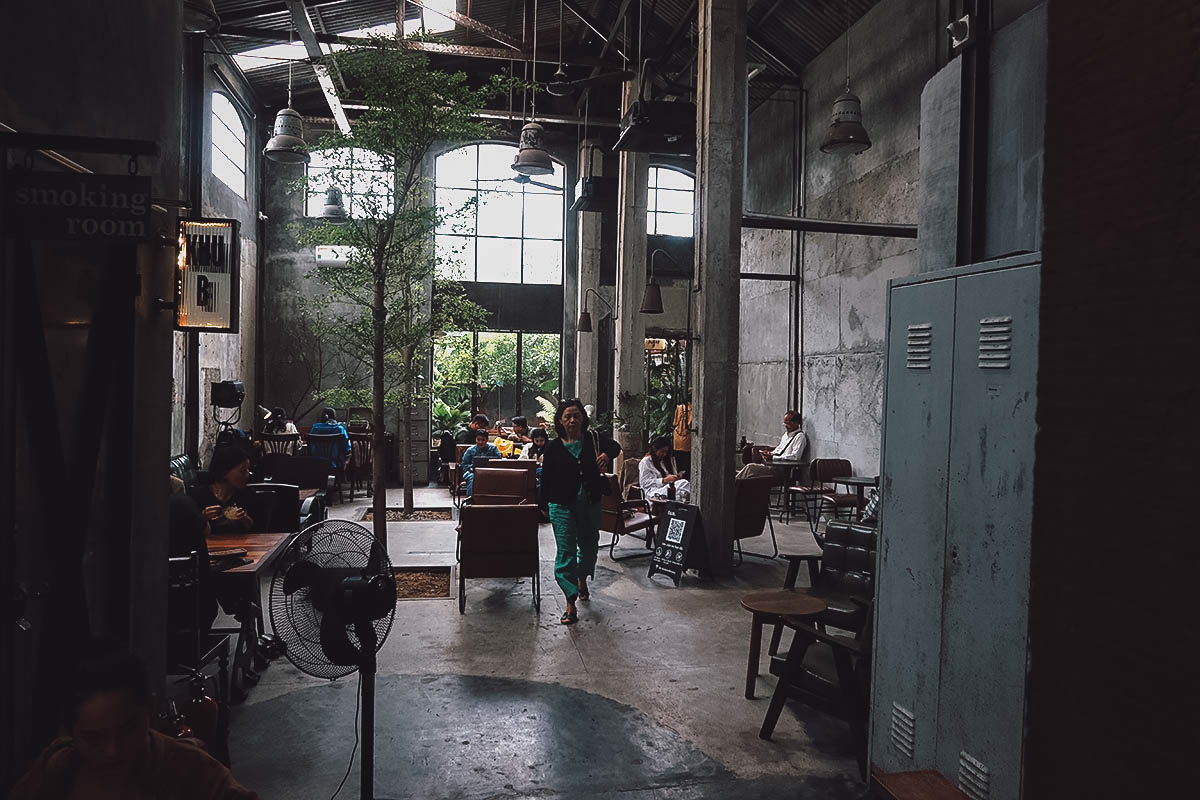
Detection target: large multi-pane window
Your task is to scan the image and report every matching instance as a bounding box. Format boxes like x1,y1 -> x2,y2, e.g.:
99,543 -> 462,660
433,330 -> 561,425
435,143 -> 565,284
647,166 -> 694,237
305,147 -> 394,219
211,93 -> 246,198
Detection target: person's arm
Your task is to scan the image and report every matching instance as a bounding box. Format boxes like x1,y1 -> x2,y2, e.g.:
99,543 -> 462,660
460,446 -> 475,474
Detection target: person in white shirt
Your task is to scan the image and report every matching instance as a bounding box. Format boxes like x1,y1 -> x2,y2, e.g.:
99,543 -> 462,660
769,410 -> 807,461
638,435 -> 692,503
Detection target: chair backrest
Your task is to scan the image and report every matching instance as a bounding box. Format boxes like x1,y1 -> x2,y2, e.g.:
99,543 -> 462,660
245,482 -> 300,533
620,457 -> 641,495
307,432 -> 347,469
472,467 -> 530,502
811,458 -> 852,486
479,460 -> 538,502
348,432 -> 373,470
258,432 -> 299,455
599,474 -> 625,533
458,504 -> 540,579
262,455 -> 330,491
167,551 -> 202,664
732,475 -> 775,540
169,454 -> 199,488
455,443 -> 471,463
819,520 -> 878,604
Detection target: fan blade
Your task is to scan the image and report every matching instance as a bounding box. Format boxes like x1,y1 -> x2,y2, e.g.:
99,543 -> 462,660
570,70 -> 636,90
527,179 -> 563,191
320,606 -> 361,667
282,560 -> 322,596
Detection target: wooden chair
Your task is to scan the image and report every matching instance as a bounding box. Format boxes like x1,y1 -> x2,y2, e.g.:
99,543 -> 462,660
456,503 -> 541,614
258,432 -> 299,455
785,458 -> 851,536
479,459 -> 538,504
306,432 -> 348,504
244,483 -> 300,533
600,474 -> 657,560
732,472 -> 779,564
448,443 -> 471,506
467,467 -> 529,506
347,432 -> 373,500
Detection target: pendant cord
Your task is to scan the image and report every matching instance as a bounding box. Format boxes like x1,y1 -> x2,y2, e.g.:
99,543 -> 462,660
558,0 -> 564,70
532,0 -> 538,117
287,23 -> 294,106
844,2 -> 851,92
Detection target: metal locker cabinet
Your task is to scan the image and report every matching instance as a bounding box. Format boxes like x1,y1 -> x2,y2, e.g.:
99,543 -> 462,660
935,263 -> 1040,799
871,277 -> 957,772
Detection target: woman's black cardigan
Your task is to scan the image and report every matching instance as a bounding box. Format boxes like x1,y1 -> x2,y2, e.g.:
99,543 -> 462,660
539,435 -> 609,506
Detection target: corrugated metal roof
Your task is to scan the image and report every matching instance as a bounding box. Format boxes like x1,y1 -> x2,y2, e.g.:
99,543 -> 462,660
212,0 -> 883,119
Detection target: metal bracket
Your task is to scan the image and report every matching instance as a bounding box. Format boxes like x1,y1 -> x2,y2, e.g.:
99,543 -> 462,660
948,14 -> 976,53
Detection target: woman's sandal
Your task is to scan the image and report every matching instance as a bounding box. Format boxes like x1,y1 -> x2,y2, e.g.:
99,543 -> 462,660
577,577 -> 590,601
560,608 -> 578,625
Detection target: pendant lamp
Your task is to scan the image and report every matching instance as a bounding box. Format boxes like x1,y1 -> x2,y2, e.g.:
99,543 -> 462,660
820,5 -> 871,156
183,0 -> 220,34
513,0 -> 554,176
320,187 -> 347,219
264,23 -> 310,164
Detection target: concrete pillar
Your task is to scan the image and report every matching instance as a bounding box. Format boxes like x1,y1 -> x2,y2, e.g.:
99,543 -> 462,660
614,83 -> 650,456
574,140 -> 604,405
692,0 -> 746,571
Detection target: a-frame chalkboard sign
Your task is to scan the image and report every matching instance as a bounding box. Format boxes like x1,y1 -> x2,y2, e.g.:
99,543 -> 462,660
647,502 -> 710,586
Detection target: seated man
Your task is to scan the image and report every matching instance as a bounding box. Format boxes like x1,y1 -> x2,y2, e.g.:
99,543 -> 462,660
10,639 -> 260,799
503,415 -> 533,444
767,409 -> 807,462
308,407 -> 351,468
460,428 -> 501,497
454,413 -> 490,444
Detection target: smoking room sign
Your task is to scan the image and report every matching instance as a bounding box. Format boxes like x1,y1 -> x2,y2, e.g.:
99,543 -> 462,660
5,172 -> 152,241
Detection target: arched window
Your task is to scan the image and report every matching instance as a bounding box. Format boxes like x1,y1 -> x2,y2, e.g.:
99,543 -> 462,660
648,166 -> 694,237
305,147 -> 394,218
211,92 -> 246,198
435,143 -> 565,284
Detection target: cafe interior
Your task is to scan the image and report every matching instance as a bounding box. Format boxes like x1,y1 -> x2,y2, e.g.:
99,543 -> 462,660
0,1 -> 1194,798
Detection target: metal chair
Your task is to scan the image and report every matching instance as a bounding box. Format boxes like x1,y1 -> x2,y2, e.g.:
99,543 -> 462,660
600,474 -> 657,560
258,432 -> 299,455
456,503 -> 541,614
732,472 -> 780,564
347,432 -> 373,500
785,458 -> 851,536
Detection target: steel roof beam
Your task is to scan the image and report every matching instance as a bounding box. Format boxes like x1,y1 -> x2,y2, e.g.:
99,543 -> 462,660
287,0 -> 351,133
407,1 -> 523,50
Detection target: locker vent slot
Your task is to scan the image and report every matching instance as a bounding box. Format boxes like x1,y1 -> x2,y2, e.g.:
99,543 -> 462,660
957,750 -> 991,800
906,324 -> 932,370
978,316 -> 1012,369
889,702 -> 915,758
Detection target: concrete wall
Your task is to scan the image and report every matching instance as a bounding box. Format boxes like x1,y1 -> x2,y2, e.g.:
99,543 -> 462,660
738,88 -> 803,447
0,0 -> 184,778
794,0 -> 935,475
170,54 -> 262,464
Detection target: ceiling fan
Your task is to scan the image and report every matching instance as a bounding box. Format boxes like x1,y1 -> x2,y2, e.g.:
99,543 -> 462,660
545,0 -> 634,97
478,173 -> 562,191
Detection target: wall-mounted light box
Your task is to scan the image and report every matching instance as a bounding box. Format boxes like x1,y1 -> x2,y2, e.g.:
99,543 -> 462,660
176,218 -> 239,333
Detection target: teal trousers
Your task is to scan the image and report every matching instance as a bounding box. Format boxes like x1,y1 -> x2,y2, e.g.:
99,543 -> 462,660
548,498 -> 602,601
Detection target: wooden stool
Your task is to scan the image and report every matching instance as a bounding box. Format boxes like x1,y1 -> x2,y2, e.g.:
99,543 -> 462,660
740,589 -> 827,699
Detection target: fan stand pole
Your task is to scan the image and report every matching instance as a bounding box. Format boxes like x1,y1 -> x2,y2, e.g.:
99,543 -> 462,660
358,624 -> 388,800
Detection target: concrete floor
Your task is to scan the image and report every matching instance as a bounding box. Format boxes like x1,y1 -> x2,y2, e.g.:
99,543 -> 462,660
228,486 -> 868,799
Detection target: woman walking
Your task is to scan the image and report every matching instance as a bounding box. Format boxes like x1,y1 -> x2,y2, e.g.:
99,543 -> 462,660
539,400 -> 609,625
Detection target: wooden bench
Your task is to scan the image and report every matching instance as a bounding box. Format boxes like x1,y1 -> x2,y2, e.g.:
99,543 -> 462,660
871,770 -> 967,800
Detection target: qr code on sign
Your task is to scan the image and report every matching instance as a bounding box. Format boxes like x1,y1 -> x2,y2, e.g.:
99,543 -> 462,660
665,518 -> 686,544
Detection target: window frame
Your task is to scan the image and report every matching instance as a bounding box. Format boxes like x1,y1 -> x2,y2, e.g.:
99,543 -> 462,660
647,165 -> 695,238
210,91 -> 247,199
434,142 -> 565,285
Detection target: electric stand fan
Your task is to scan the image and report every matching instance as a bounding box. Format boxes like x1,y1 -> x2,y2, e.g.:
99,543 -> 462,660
268,519 -> 396,800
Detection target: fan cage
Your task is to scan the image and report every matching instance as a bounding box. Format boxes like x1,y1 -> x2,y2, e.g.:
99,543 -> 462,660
269,520 -> 396,680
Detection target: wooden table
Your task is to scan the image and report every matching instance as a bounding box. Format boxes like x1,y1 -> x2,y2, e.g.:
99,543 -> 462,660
207,532 -> 294,696
740,589 -> 827,699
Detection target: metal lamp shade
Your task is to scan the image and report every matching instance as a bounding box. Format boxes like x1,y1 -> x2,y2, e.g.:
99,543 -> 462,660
512,122 -> 555,176
819,92 -> 872,155
639,282 -> 664,314
183,0 -> 220,33
264,107 -> 311,164
576,310 -> 593,333
320,187 -> 347,219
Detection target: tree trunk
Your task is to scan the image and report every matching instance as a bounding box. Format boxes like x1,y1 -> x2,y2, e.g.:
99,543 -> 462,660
372,274 -> 387,551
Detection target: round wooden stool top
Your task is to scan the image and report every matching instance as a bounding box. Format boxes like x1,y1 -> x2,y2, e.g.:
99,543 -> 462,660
740,589 -> 827,618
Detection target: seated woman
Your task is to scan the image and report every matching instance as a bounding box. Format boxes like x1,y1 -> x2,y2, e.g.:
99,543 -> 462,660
9,639 -> 260,799
460,428 -> 501,497
520,427 -> 550,487
638,434 -> 692,503
188,445 -> 255,534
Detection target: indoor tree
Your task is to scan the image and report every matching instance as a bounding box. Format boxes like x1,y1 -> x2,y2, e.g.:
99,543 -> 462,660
299,33 -> 505,541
